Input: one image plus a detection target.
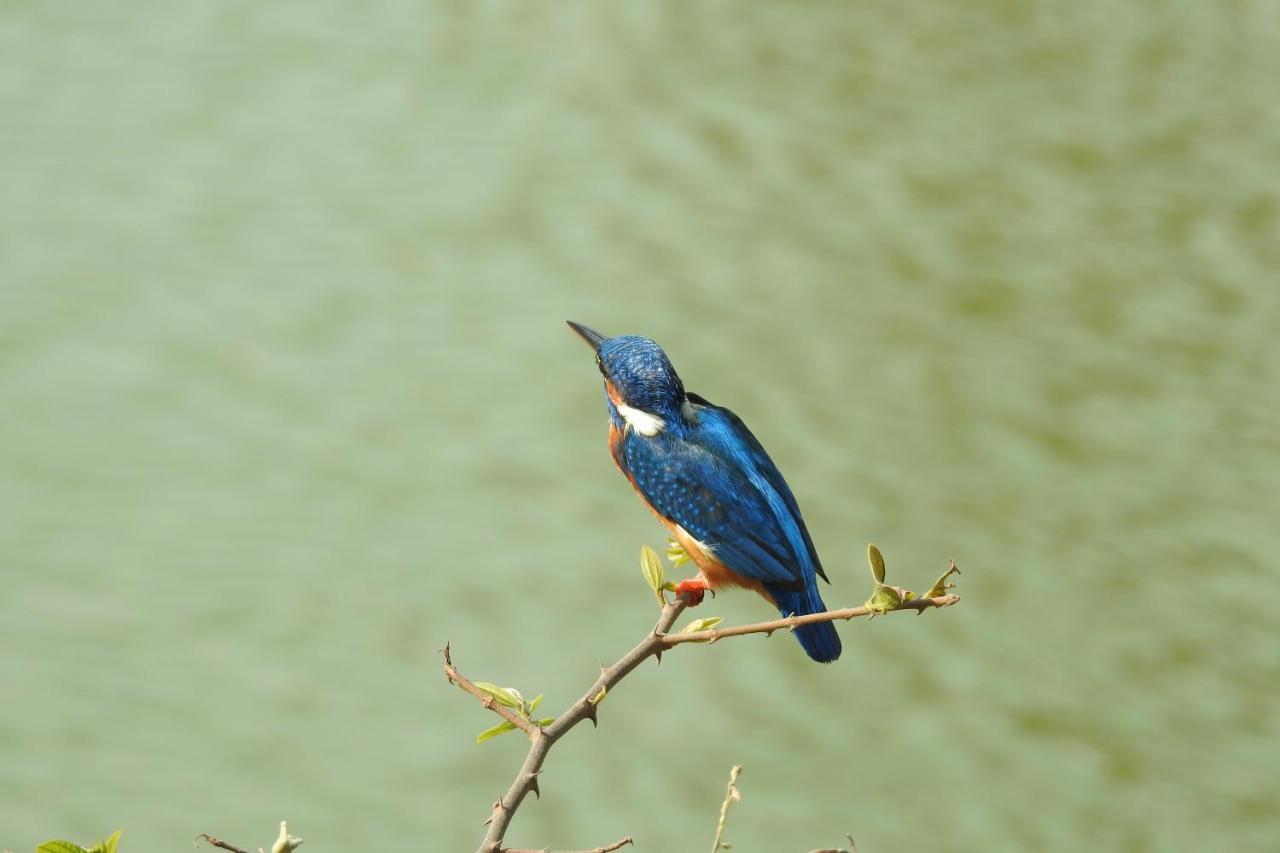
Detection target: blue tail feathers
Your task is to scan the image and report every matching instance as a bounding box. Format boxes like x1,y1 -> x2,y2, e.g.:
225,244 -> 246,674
768,584 -> 842,663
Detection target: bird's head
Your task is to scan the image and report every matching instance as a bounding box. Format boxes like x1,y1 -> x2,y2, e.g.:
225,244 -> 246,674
567,321 -> 686,435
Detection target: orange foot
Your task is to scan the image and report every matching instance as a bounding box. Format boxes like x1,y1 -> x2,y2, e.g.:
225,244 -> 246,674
674,578 -> 712,606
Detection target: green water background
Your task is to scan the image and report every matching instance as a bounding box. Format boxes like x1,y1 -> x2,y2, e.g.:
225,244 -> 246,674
3,3 -> 1278,851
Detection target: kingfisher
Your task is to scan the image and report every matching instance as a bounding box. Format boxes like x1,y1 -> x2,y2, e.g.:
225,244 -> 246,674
568,321 -> 841,663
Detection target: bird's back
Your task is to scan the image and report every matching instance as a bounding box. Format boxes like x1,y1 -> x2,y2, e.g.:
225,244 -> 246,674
616,393 -> 829,597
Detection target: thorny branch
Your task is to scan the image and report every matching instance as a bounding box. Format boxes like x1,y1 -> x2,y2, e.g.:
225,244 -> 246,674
665,593 -> 959,647
195,835 -> 250,853
446,578 -> 960,853
502,839 -> 634,853
195,821 -> 302,853
443,644 -> 541,739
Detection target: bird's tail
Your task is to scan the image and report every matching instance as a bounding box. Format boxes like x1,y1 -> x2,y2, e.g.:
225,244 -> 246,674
767,583 -> 842,663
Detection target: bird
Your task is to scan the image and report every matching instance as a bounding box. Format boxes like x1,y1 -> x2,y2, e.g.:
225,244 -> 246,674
567,321 -> 841,663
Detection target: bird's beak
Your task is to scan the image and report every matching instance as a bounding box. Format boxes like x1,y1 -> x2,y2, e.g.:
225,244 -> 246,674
566,320 -> 606,353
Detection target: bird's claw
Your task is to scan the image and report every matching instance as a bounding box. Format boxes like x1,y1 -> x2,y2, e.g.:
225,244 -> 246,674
674,578 -> 710,606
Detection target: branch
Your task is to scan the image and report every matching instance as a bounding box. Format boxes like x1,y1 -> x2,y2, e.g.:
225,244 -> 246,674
195,822 -> 302,853
460,596 -> 692,853
195,835 -> 250,853
710,765 -> 743,852
443,643 -> 541,739
664,593 -> 960,647
451,551 -> 961,853
502,839 -> 633,853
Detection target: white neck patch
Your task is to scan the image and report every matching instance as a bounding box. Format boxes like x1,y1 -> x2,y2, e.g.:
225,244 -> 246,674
616,402 -> 665,436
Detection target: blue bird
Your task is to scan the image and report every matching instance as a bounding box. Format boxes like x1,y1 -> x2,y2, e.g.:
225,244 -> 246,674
568,322 -> 841,663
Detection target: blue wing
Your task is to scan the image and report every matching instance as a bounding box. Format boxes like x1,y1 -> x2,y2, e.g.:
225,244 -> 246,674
618,395 -> 823,591
687,393 -> 829,583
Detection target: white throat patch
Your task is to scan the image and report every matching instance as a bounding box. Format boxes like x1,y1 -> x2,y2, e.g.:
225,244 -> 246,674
616,402 -> 665,436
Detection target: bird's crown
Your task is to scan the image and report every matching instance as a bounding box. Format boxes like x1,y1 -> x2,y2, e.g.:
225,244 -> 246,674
568,322 -> 686,420
597,335 -> 685,414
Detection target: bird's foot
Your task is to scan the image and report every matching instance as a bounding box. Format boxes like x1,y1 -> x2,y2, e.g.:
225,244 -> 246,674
674,578 -> 711,606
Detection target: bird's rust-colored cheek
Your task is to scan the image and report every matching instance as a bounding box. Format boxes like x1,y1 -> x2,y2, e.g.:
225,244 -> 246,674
605,379 -> 623,409
608,421 -> 626,473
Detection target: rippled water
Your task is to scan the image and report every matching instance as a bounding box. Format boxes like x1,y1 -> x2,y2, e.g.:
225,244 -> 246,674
3,3 -> 1278,851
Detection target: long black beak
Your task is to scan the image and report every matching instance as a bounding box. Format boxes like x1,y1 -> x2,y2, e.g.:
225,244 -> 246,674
566,320 -> 606,353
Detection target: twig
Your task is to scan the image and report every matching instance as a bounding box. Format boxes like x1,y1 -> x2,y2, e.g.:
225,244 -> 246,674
710,765 -> 743,852
443,643 -> 541,739
665,594 -> 960,647
807,835 -> 857,853
460,596 -> 691,853
194,835 -> 250,853
503,838 -> 633,853
453,588 -> 960,852
197,820 -> 300,853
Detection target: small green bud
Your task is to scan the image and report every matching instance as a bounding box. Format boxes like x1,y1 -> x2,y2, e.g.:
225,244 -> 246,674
271,821 -> 303,853
865,584 -> 907,615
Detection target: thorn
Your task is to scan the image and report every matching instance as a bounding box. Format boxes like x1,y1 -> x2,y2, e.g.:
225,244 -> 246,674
654,649 -> 664,665
529,775 -> 541,799
585,703 -> 599,727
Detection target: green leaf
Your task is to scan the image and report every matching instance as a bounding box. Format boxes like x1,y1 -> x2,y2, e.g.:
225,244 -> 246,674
476,720 -> 518,743
681,616 -> 724,633
38,843 -> 88,853
640,544 -> 665,606
867,544 -> 886,584
666,537 -> 692,567
865,584 -> 913,615
472,682 -> 523,709
84,832 -> 122,853
527,693 -> 544,714
926,561 -> 961,598
534,717 -> 555,726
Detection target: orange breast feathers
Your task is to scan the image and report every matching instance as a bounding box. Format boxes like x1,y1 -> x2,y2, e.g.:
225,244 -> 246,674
665,521 -> 774,605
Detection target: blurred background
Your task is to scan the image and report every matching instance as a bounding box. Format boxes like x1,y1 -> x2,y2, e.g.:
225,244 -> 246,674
3,2 -> 1277,851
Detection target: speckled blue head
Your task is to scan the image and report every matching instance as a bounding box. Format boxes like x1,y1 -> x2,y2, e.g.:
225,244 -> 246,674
567,322 -> 686,423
